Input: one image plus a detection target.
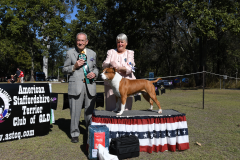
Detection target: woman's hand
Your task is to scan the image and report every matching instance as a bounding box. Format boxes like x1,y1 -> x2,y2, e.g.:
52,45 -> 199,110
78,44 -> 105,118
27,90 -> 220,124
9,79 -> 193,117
110,61 -> 118,69
118,67 -> 127,73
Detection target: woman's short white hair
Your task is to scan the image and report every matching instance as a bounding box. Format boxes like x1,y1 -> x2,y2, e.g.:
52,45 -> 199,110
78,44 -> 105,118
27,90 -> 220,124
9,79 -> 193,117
116,33 -> 128,43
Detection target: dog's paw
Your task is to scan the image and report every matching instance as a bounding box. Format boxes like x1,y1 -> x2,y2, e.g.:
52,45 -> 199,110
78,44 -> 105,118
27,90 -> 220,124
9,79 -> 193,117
158,109 -> 162,114
117,111 -> 124,115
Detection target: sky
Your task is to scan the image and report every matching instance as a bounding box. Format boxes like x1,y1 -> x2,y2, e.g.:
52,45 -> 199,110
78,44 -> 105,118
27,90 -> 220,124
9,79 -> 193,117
65,6 -> 78,23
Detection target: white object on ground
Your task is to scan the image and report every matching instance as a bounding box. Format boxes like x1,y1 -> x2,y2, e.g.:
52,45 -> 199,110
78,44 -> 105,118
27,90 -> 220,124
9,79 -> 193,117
97,144 -> 118,160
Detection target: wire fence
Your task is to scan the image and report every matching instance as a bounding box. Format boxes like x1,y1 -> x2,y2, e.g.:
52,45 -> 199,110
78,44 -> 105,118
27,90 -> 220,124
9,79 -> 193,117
96,70 -> 240,89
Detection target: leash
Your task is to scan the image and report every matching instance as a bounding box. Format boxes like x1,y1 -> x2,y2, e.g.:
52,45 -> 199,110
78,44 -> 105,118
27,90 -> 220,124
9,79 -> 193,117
79,53 -> 93,84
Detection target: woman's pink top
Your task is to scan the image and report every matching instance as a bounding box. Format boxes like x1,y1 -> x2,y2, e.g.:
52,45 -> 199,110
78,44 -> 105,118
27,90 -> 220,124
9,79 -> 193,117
102,49 -> 136,85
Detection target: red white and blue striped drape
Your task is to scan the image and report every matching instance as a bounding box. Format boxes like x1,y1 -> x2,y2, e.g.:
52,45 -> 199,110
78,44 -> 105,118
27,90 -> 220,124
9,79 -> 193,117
91,113 -> 189,153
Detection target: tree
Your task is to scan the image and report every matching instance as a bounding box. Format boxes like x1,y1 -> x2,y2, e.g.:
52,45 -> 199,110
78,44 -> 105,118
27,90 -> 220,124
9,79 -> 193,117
47,39 -> 67,78
66,0 -> 240,86
0,0 -> 70,80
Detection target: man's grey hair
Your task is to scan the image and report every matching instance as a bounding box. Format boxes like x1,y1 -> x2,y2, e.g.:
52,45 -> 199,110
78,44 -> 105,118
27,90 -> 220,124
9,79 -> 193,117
116,33 -> 128,43
76,32 -> 88,41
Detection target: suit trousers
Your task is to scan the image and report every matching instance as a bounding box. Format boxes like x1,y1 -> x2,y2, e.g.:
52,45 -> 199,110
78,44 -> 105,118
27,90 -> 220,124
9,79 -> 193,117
69,83 -> 96,138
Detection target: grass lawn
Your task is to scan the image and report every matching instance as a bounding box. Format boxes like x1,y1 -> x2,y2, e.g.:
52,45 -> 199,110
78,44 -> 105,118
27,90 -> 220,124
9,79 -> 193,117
1,83 -> 240,160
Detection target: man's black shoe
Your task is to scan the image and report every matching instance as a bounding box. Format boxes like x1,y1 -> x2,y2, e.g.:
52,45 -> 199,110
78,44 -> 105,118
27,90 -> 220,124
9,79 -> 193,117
71,137 -> 79,143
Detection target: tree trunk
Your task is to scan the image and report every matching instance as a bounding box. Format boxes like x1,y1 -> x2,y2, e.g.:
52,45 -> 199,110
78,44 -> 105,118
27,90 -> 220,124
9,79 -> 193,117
30,48 -> 35,81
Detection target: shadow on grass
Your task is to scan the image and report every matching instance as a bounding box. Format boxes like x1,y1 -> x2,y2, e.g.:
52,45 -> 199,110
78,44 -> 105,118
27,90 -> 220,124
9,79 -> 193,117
181,88 -> 198,90
177,103 -> 204,110
54,118 -> 88,156
79,120 -> 88,156
54,118 -> 72,139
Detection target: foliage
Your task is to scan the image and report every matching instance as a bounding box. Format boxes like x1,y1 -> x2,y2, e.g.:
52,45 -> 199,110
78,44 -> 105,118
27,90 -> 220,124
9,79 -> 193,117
0,0 -> 240,84
67,0 -> 240,85
16,50 -> 32,70
0,0 -> 71,80
47,39 -> 67,78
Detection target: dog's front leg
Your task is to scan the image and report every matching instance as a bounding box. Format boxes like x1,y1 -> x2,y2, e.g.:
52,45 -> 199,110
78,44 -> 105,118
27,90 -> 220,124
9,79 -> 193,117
116,97 -> 127,115
113,96 -> 121,112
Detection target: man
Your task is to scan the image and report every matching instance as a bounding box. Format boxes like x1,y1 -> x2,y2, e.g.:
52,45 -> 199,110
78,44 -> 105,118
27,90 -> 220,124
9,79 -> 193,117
19,70 -> 24,83
14,68 -> 21,83
62,32 -> 98,143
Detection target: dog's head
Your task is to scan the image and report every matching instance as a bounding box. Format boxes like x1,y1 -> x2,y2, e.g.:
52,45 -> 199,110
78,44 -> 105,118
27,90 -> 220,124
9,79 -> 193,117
101,68 -> 118,81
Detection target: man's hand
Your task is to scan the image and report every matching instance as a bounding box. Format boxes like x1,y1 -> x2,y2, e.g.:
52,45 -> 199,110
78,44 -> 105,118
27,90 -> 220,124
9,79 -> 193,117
74,59 -> 85,70
86,72 -> 95,79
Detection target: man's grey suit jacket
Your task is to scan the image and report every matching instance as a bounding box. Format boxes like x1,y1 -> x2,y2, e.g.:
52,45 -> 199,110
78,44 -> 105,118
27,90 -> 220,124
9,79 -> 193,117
62,47 -> 99,96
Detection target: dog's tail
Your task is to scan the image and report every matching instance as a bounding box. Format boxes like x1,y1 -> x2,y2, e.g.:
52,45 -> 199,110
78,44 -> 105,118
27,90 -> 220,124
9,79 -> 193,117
150,78 -> 162,83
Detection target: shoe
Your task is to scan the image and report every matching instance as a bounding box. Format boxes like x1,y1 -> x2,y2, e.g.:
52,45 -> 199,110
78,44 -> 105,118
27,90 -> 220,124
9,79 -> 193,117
71,137 -> 79,143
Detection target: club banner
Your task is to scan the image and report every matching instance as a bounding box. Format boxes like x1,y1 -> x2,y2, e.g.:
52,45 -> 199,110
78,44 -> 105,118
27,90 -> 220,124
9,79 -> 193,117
0,83 -> 51,143
50,93 -> 58,110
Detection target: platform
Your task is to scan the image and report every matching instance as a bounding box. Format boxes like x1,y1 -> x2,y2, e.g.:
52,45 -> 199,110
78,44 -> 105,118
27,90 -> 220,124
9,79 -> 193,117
91,109 -> 190,153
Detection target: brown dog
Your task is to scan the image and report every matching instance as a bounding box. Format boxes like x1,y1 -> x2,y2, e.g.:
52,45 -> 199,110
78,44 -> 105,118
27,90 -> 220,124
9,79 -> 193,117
101,68 -> 162,115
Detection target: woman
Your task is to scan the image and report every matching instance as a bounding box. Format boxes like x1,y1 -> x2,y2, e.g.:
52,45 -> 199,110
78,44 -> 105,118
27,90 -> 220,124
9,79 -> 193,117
7,75 -> 15,84
102,33 -> 136,111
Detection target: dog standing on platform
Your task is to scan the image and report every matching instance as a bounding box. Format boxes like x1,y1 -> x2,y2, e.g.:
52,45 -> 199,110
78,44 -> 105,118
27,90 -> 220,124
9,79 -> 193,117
101,68 -> 162,115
